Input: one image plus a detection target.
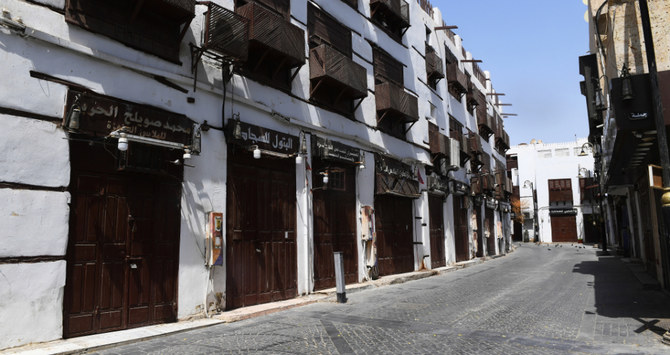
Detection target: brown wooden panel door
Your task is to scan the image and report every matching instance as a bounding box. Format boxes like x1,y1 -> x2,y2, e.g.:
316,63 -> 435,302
486,208 -> 496,256
313,161 -> 358,290
65,141 -> 181,338
551,215 -> 578,242
453,196 -> 469,262
226,149 -> 297,310
429,194 -> 445,268
375,195 -> 414,276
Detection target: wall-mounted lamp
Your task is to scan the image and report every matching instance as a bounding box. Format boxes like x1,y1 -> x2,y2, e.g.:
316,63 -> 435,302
183,148 -> 192,160
252,145 -> 261,159
64,94 -> 82,130
321,171 -> 329,185
295,132 -> 307,164
233,118 -> 242,140
578,142 -> 594,156
117,132 -> 129,151
620,64 -> 634,101
356,152 -> 366,170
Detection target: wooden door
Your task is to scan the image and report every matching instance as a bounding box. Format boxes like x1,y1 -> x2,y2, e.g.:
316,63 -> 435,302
64,141 -> 180,338
312,161 -> 357,290
551,215 -> 578,242
486,208 -> 496,256
375,195 -> 414,276
226,148 -> 297,309
453,196 -> 469,262
428,194 -> 445,268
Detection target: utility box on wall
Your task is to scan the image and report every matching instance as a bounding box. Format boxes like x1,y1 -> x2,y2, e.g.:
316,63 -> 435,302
207,212 -> 224,266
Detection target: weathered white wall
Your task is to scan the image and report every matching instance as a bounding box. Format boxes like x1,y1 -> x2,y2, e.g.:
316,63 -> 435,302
0,261 -> 66,350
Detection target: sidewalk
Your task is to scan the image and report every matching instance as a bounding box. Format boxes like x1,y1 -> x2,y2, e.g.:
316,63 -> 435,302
1,253 -> 504,355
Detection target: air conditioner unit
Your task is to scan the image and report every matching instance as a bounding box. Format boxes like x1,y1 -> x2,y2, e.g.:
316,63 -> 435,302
448,137 -> 461,169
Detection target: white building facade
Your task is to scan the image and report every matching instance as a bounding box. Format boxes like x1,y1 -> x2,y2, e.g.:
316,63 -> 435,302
0,0 -> 512,349
507,139 -> 597,244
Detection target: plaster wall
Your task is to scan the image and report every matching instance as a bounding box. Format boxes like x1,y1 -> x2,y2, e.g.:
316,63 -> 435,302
0,261 -> 66,350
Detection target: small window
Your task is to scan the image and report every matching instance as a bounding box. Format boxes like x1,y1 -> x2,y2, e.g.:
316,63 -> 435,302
538,150 -> 552,158
555,148 -> 570,157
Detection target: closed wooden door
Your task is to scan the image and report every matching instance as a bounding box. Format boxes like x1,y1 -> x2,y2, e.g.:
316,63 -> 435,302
486,208 -> 496,256
551,215 -> 578,242
375,195 -> 414,276
226,148 -> 297,309
429,194 -> 446,268
313,161 -> 357,290
65,142 -> 180,338
453,196 -> 469,262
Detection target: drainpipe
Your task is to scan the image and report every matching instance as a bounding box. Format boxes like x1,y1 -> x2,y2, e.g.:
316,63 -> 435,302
638,0 -> 670,345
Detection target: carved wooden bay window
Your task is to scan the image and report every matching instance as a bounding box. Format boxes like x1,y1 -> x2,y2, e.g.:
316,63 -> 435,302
202,3 -> 249,61
373,47 -> 418,140
445,48 -> 467,99
475,91 -> 492,140
308,4 -> 367,115
450,117 -> 469,166
235,0 -> 305,91
425,44 -> 444,89
65,0 -> 196,62
428,123 -> 449,156
370,0 -> 410,42
468,130 -> 483,169
549,179 -> 573,204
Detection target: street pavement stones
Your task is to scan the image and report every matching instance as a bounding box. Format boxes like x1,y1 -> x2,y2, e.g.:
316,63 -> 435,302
80,244 -> 670,354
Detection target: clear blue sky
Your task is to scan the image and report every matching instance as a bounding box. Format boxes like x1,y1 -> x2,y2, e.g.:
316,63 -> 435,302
432,0 -> 590,145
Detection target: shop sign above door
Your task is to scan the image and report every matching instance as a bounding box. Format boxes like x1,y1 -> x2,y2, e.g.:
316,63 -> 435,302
228,120 -> 298,155
314,136 -> 360,163
64,90 -> 193,146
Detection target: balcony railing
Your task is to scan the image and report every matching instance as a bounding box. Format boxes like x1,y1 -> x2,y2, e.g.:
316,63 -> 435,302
370,0 -> 410,29
375,82 -> 419,123
204,3 -> 249,60
236,2 -> 305,68
425,45 -> 444,82
310,44 -> 367,100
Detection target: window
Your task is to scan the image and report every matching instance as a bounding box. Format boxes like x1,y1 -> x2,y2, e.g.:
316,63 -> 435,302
308,4 -> 367,116
538,150 -> 552,158
370,0 -> 410,43
555,148 -> 570,157
235,0 -> 305,92
65,0 -> 196,62
548,179 -> 573,204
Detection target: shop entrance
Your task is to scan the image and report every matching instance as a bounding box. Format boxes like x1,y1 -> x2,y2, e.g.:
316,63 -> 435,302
64,140 -> 181,338
453,195 -> 470,262
312,160 -> 358,290
226,146 -> 297,309
428,194 -> 446,268
375,195 -> 414,276
551,215 -> 578,242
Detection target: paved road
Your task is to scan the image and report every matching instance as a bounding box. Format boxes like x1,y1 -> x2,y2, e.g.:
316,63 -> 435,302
91,244 -> 670,354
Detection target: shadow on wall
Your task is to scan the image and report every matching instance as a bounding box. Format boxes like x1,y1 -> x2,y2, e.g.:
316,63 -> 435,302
572,256 -> 670,337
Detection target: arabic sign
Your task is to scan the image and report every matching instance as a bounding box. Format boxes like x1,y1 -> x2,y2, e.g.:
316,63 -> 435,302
375,154 -> 419,198
428,175 -> 450,194
314,136 -> 360,163
375,154 -> 417,181
64,90 -> 193,145
549,208 -> 578,216
228,120 -> 298,155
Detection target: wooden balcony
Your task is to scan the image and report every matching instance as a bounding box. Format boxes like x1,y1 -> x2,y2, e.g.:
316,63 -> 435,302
310,44 -> 367,100
425,45 -> 444,82
375,82 -> 419,124
429,130 -> 449,156
203,3 -> 249,60
370,0 -> 410,29
447,65 -> 468,96
236,2 -> 305,68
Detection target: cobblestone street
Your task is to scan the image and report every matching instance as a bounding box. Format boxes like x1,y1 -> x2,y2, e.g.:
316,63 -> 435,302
90,244 -> 670,354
